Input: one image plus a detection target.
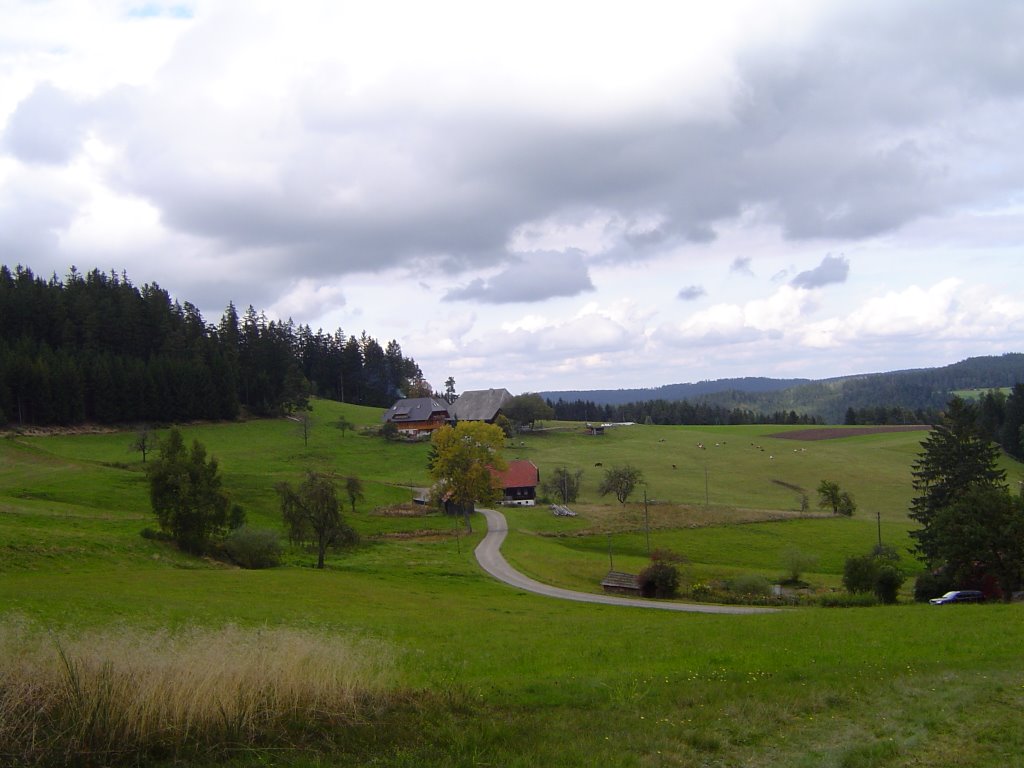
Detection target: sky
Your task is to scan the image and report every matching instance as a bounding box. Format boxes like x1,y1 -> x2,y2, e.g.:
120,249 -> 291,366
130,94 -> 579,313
2,1 -> 1023,395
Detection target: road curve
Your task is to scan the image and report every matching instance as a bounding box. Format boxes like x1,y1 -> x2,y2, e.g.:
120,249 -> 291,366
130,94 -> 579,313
474,508 -> 778,615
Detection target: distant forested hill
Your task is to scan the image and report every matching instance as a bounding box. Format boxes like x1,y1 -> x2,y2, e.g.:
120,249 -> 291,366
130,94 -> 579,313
540,376 -> 810,406
0,265 -> 423,427
543,354 -> 1024,424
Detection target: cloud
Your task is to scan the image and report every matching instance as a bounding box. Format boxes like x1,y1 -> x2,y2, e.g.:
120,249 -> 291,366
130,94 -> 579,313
2,84 -> 88,165
730,256 -> 753,275
677,285 -> 706,301
790,254 -> 849,289
267,279 -> 346,322
443,250 -> 594,304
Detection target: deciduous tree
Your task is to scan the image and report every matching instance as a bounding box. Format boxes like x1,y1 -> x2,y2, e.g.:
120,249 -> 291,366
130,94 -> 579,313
429,421 -> 506,532
598,465 -> 644,507
345,476 -> 365,514
542,466 -> 584,505
131,426 -> 155,463
930,484 -> 1024,600
277,472 -> 357,569
817,480 -> 855,516
504,393 -> 554,431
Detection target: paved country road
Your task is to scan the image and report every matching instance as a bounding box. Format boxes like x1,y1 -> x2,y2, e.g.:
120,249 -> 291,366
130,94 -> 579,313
474,508 -> 778,615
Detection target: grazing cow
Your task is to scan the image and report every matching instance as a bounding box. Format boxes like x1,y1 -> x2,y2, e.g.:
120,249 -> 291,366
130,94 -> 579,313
595,462 -> 603,467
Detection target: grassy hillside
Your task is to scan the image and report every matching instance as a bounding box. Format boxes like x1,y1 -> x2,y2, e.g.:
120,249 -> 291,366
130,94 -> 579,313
2,402 -> 1023,767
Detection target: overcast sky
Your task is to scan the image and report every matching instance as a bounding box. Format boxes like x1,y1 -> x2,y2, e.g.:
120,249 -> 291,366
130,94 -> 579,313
2,1 -> 1023,394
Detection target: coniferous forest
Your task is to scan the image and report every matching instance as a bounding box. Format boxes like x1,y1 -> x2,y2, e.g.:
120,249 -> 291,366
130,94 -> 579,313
0,265 -> 423,427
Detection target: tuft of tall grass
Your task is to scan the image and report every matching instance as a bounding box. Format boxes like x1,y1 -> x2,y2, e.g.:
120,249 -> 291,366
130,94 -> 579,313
0,616 -> 395,766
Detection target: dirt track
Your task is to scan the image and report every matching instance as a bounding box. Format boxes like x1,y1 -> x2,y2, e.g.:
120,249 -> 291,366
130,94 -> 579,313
770,425 -> 931,441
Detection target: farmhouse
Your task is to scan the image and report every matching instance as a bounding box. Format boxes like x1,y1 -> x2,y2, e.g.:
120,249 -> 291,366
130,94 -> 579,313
381,397 -> 450,437
491,459 -> 540,506
451,388 -> 513,423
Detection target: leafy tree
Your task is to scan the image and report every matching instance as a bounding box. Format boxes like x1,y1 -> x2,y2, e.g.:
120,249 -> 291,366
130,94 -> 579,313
504,393 -> 555,430
429,421 -> 507,532
930,483 -> 1024,601
296,411 -> 313,447
131,426 -> 155,463
638,561 -> 679,598
344,476 -> 365,514
147,428 -> 233,554
780,547 -> 818,585
334,415 -> 355,437
874,564 -> 906,604
598,465 -> 644,507
494,413 -> 514,438
542,466 -> 584,505
909,397 -> 1006,564
817,480 -> 855,516
842,554 -> 878,594
277,472 -> 357,569
405,375 -> 433,398
842,548 -> 906,603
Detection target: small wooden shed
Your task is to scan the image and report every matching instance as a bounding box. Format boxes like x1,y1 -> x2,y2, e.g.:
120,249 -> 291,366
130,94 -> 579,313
600,571 -> 641,596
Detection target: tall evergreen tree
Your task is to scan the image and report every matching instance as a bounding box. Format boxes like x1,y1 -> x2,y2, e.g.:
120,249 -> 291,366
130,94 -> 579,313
909,397 -> 1007,566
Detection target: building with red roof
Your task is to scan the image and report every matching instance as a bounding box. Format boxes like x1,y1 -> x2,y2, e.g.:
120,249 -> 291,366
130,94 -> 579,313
490,459 -> 540,506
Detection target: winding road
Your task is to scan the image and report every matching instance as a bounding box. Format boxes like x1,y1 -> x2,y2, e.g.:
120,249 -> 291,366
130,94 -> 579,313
474,508 -> 778,615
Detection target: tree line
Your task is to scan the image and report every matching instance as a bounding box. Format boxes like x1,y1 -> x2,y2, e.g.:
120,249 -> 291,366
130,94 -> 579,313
846,385 -> 1024,459
547,397 -> 822,426
0,265 -> 422,426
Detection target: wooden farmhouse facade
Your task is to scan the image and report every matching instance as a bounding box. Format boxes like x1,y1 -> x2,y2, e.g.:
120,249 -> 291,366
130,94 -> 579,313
381,397 -> 450,437
491,459 -> 540,506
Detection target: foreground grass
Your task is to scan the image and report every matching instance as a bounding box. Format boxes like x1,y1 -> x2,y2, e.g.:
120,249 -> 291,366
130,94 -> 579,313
0,619 -> 394,766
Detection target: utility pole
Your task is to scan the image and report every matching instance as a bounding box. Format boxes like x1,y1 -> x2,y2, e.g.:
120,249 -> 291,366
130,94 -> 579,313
704,463 -> 709,507
607,533 -> 614,570
643,486 -> 650,554
876,510 -> 882,549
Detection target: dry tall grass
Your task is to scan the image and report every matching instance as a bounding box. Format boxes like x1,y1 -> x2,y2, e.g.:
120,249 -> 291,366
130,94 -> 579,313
0,617 -> 396,765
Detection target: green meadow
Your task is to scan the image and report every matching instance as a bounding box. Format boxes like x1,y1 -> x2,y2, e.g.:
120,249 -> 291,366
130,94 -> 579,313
2,400 -> 1023,767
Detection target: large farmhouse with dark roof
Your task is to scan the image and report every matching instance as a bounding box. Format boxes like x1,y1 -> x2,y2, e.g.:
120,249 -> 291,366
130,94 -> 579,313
451,388 -> 513,423
381,397 -> 450,437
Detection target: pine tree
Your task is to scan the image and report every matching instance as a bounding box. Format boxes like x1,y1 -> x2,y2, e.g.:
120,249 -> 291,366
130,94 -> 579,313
909,397 -> 1006,566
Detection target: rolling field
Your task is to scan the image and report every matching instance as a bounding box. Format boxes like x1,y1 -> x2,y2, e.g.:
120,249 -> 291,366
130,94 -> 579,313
2,401 -> 1023,767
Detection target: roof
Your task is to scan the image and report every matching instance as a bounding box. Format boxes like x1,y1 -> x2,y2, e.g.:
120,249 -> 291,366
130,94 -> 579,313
451,388 -> 513,422
382,397 -> 450,424
600,571 -> 640,590
491,459 -> 539,489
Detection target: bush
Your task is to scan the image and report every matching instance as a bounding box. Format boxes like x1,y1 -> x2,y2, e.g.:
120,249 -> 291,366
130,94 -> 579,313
914,570 -> 955,602
842,554 -> 878,594
728,573 -> 771,597
874,564 -> 906,604
140,527 -> 173,542
638,562 -> 679,598
818,592 -> 878,608
223,527 -> 282,569
689,581 -> 713,601
650,548 -> 687,565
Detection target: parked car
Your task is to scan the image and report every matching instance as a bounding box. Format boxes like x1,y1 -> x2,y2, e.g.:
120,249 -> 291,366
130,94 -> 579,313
929,590 -> 985,605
